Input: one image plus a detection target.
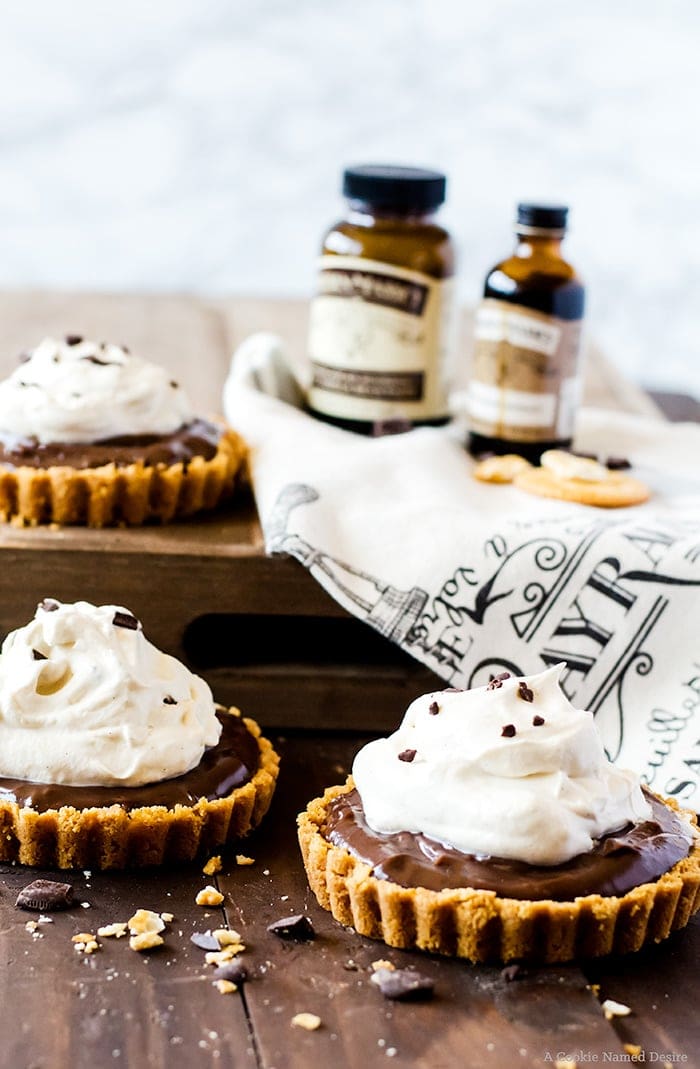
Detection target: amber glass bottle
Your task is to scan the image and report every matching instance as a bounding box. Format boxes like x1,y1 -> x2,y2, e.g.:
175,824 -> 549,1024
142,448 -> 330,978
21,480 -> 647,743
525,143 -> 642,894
307,165 -> 456,435
467,204 -> 585,462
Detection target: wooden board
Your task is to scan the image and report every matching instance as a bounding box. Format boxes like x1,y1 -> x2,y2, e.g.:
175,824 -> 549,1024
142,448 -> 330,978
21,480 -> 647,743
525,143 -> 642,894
0,291 -> 663,733
1,732 -> 696,1069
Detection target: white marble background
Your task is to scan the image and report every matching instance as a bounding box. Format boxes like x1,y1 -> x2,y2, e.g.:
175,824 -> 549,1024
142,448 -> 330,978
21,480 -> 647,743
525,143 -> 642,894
0,0 -> 698,395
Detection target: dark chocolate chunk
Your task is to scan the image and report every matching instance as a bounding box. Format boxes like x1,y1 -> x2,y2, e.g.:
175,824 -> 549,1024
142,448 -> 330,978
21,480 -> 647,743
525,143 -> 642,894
372,967 -> 434,1001
32,648 -> 47,661
214,960 -> 249,984
398,749 -> 417,763
65,334 -> 83,346
163,695 -> 177,705
500,964 -> 522,982
487,671 -> 512,691
517,681 -> 534,702
16,879 -> 74,912
38,598 -> 60,612
606,456 -> 631,471
533,715 -> 545,727
501,724 -> 516,738
267,914 -> 315,941
428,701 -> 440,715
190,930 -> 221,951
112,611 -> 140,631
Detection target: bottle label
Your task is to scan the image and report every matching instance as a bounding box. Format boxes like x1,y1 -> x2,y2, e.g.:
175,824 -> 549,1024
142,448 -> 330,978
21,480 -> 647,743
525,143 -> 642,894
307,255 -> 455,422
467,298 -> 583,442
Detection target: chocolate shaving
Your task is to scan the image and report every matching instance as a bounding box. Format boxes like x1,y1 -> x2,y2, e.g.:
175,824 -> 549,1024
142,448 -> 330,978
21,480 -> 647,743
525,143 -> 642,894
500,964 -> 523,982
32,648 -> 47,661
372,967 -> 434,1002
606,456 -> 632,471
517,681 -> 534,702
163,695 -> 177,705
398,749 -> 417,762
81,354 -> 115,367
112,611 -> 140,631
65,334 -> 83,346
533,715 -> 545,726
428,701 -> 440,715
38,598 -> 60,612
16,879 -> 74,912
267,914 -> 315,942
214,960 -> 249,984
190,931 -> 221,951
501,724 -> 516,738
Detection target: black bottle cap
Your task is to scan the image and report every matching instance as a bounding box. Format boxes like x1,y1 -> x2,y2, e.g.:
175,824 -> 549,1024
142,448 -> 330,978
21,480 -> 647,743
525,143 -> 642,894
517,203 -> 569,230
343,165 -> 447,212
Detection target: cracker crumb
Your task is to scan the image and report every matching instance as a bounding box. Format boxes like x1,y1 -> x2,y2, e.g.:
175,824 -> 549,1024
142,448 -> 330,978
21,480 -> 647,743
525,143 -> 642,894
602,998 -> 632,1020
235,855 -> 255,866
72,933 -> 100,954
213,928 -> 241,946
129,932 -> 164,952
623,1046 -> 642,1059
97,923 -> 128,939
214,979 -> 237,995
588,983 -> 600,997
25,921 -> 39,933
160,912 -> 174,924
205,946 -> 245,965
371,959 -> 396,972
292,1012 -> 322,1031
196,886 -> 224,907
203,856 -> 222,876
128,909 -> 165,935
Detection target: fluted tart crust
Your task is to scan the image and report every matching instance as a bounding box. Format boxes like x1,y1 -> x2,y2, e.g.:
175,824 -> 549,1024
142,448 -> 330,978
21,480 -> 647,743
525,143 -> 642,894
0,710 -> 279,870
298,780 -> 700,964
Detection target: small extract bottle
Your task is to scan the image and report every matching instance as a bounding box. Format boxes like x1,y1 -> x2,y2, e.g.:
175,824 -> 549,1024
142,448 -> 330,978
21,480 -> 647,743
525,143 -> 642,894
467,203 -> 585,462
306,165 -> 456,435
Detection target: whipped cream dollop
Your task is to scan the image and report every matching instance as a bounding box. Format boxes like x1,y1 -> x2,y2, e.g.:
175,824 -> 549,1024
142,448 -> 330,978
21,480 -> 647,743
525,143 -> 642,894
352,666 -> 653,866
0,600 -> 222,787
0,337 -> 194,444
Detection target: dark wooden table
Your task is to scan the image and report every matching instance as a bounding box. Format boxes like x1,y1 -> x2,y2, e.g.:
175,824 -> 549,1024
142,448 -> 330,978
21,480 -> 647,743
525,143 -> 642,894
0,293 -> 697,1069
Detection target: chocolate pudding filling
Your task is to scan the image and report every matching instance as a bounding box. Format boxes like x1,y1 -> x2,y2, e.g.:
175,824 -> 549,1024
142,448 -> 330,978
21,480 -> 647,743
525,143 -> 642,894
324,787 -> 693,901
0,711 -> 259,813
0,418 -> 222,470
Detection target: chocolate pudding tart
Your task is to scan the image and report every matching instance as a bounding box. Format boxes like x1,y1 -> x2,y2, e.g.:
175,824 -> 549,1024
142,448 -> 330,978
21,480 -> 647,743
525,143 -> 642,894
0,600 -> 279,869
0,336 -> 246,526
298,667 -> 700,962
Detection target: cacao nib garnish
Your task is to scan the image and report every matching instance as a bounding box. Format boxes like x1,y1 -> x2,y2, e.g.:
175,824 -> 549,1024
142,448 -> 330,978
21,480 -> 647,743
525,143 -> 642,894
81,354 -> 114,367
267,914 -> 315,942
32,649 -> 47,661
533,715 -> 545,726
65,334 -> 83,346
112,611 -> 140,631
372,967 -> 434,1001
488,671 -> 512,691
428,701 -> 440,715
16,879 -> 74,912
517,681 -> 534,702
501,724 -> 516,738
163,695 -> 177,705
398,749 -> 417,762
170,381 -> 179,389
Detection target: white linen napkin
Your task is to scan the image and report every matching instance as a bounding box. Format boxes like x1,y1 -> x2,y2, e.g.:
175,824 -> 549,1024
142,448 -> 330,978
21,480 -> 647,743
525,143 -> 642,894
224,332 -> 700,804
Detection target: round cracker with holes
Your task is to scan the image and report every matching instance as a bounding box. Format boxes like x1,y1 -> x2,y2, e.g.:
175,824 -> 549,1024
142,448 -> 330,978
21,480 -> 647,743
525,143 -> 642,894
513,466 -> 650,508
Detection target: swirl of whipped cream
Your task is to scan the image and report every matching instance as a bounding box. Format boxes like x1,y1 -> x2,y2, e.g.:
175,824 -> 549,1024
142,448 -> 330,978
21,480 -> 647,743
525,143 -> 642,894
352,666 -> 653,866
0,600 -> 222,787
0,337 -> 194,444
